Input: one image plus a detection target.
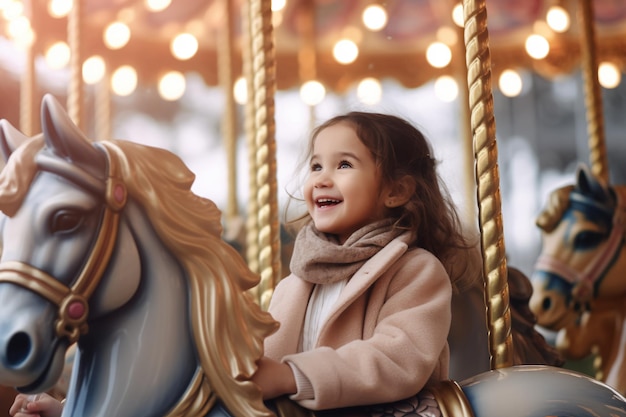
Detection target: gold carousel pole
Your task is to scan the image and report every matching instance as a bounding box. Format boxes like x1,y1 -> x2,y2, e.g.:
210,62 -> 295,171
455,24 -> 478,230
218,0 -> 241,229
242,0 -> 260,282
20,3 -> 36,136
462,0 -> 513,370
578,0 -> 609,183
298,0 -> 317,131
94,69 -> 112,140
247,0 -> 280,309
67,0 -> 84,129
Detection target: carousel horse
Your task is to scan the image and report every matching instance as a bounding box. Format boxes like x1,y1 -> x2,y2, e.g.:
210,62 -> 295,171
529,165 -> 626,395
0,95 -> 623,417
0,94 -> 283,417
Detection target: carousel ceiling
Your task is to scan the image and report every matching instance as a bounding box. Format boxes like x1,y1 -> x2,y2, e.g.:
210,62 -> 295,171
1,0 -> 626,93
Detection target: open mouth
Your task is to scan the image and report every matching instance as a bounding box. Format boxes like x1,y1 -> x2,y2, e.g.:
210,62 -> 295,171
316,198 -> 341,208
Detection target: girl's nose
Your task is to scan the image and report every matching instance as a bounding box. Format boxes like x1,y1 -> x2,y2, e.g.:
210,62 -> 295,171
313,172 -> 332,188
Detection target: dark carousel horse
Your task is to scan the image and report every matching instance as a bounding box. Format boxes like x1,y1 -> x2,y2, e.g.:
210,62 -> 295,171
0,96 -> 623,417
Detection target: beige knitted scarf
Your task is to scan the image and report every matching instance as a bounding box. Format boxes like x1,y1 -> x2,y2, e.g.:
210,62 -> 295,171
289,219 -> 404,284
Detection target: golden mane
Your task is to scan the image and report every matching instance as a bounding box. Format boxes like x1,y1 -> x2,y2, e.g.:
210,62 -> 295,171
105,140 -> 279,417
535,185 -> 574,233
0,136 -> 44,217
0,137 -> 278,417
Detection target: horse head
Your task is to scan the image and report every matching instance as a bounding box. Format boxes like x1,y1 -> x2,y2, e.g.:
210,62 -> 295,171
529,165 -> 626,331
0,95 -> 142,393
0,95 -> 279,417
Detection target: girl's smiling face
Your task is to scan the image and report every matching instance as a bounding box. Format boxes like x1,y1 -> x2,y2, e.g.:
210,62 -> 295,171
304,122 -> 390,243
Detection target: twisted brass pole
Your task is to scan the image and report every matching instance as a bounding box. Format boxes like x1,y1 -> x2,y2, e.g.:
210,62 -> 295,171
242,0 -> 260,281
247,0 -> 280,309
462,0 -> 513,370
578,0 -> 609,183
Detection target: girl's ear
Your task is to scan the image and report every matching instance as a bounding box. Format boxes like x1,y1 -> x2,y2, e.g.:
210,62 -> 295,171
384,175 -> 415,208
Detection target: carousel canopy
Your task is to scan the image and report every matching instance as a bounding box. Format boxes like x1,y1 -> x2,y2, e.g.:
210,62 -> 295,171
1,0 -> 625,95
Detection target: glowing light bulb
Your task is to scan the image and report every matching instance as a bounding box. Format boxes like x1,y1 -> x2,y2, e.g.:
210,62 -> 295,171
362,5 -> 387,31
357,78 -> 382,105
434,76 -> 458,102
104,21 -> 131,49
82,55 -> 106,85
45,41 -> 70,69
300,80 -> 326,106
233,77 -> 247,105
48,0 -> 73,18
158,71 -> 186,101
525,34 -> 550,59
271,0 -> 286,12
333,39 -> 359,65
499,69 -> 523,97
452,3 -> 464,28
546,6 -> 570,33
598,62 -> 621,89
171,33 -> 198,60
426,42 -> 452,68
145,0 -> 170,12
111,65 -> 137,96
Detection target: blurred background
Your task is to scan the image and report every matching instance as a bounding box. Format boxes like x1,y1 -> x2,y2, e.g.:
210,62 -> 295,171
0,0 -> 624,279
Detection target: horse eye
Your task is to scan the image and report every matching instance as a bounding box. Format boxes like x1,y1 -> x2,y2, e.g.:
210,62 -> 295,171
573,231 -> 605,251
50,210 -> 84,234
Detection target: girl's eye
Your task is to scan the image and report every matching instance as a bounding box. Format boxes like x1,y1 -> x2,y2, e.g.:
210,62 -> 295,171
310,163 -> 322,172
338,161 -> 352,169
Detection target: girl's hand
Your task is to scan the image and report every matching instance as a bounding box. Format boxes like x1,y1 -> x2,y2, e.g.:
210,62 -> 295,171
9,393 -> 64,417
252,356 -> 297,399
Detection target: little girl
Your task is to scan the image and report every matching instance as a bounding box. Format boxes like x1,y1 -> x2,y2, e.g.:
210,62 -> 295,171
10,112 -> 474,416
252,111 -> 475,412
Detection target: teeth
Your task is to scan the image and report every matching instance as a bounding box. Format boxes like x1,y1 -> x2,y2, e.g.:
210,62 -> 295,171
317,198 -> 340,205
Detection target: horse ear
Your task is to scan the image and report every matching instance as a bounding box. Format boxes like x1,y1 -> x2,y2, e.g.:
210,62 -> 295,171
575,164 -> 613,205
0,119 -> 30,162
41,94 -> 106,177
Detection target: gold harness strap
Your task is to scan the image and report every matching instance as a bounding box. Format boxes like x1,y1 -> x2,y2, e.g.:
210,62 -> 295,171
0,143 -> 126,344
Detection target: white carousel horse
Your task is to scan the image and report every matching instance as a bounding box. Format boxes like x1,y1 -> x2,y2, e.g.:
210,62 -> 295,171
529,165 -> 626,395
0,95 -> 280,417
0,95 -> 623,417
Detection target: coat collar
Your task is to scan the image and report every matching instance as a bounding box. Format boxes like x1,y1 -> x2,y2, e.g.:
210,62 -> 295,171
319,233 -> 411,330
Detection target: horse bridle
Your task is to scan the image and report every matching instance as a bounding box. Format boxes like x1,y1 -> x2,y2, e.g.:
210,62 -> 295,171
534,188 -> 626,308
0,142 -> 127,344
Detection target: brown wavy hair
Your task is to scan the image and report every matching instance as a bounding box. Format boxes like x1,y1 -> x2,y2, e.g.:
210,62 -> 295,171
289,112 -> 478,289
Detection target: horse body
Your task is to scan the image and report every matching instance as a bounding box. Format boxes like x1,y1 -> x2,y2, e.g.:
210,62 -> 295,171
529,165 -> 626,394
63,203 -> 197,417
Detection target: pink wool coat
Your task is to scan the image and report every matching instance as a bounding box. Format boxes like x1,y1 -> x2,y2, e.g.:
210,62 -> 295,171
265,235 -> 452,410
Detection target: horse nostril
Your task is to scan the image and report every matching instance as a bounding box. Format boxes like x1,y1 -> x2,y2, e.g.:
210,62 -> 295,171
6,332 -> 31,366
541,297 -> 552,311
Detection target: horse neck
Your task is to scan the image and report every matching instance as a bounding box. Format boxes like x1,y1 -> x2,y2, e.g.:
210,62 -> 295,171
595,238 -> 626,300
601,187 -> 626,298
64,203 -> 199,417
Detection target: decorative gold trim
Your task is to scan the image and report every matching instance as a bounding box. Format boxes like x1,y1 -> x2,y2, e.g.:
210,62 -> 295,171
427,380 -> 475,417
0,261 -> 68,305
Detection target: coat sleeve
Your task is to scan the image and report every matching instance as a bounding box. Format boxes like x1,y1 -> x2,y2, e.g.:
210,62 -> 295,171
282,249 -> 453,410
